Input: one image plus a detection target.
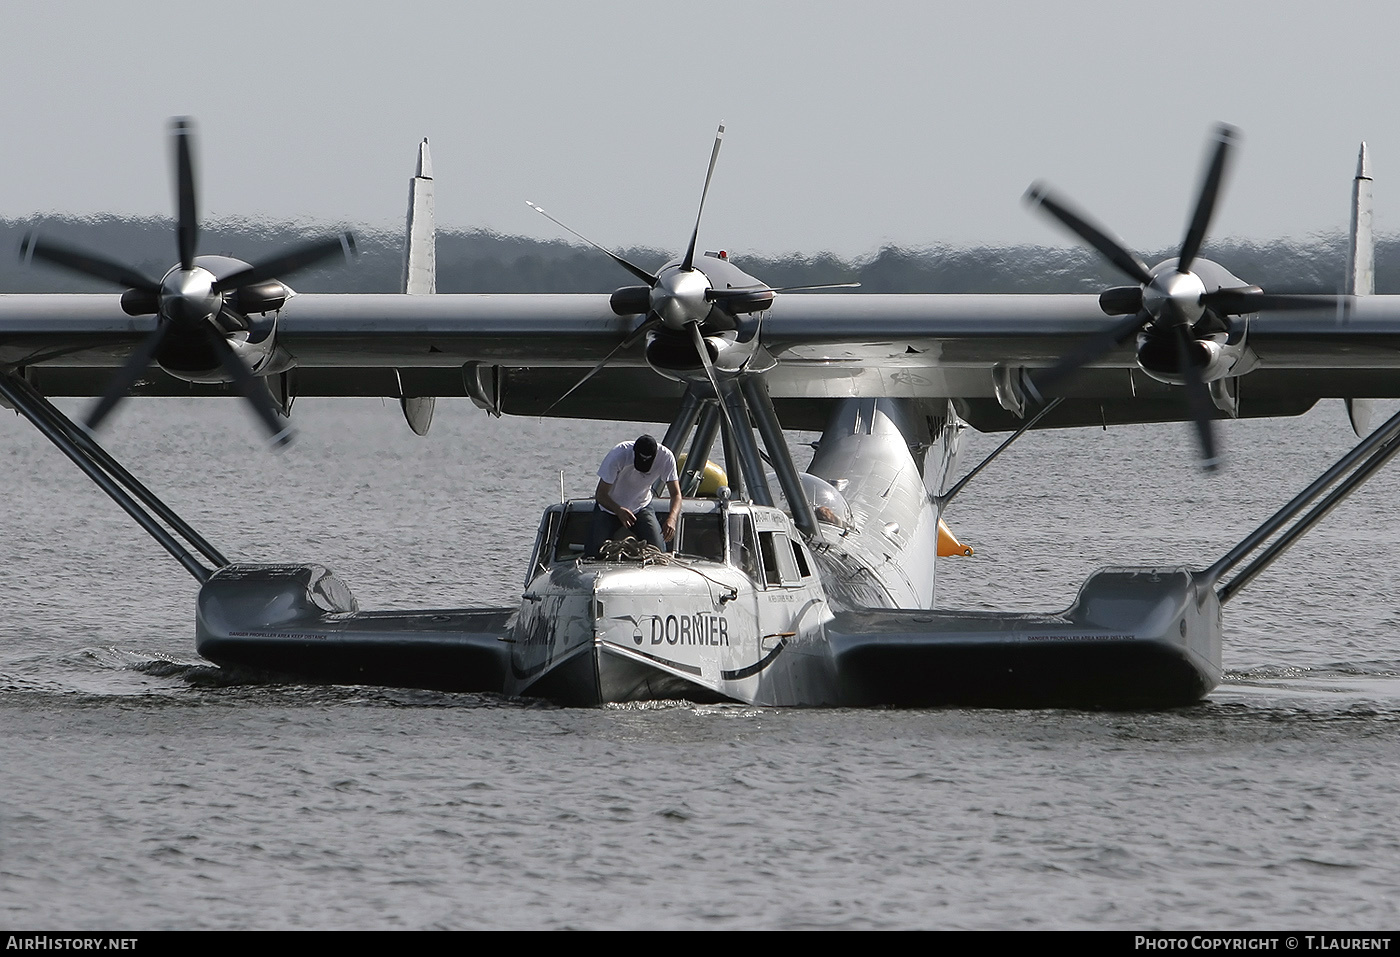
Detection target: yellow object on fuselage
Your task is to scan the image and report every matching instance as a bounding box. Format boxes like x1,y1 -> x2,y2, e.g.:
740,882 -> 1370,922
675,454 -> 729,496
938,518 -> 973,557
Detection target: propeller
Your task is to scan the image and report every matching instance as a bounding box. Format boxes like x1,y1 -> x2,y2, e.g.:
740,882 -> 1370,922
526,124 -> 729,333
524,201 -> 658,287
681,124 -> 725,272
530,125 -> 859,415
687,318 -> 740,440
541,315 -> 660,415
527,127 -> 729,409
1024,124 -> 1339,471
21,117 -> 355,445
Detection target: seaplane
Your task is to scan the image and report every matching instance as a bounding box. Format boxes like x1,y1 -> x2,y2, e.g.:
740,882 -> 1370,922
4,118 -> 1399,708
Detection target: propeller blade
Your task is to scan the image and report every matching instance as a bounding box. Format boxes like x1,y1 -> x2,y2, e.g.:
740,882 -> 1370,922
526,201 -> 658,286
201,324 -> 294,447
1245,293 -> 1345,312
20,234 -> 160,291
1024,182 -> 1153,286
1171,322 -> 1221,471
681,124 -> 725,272
706,281 -> 862,301
543,316 -> 660,416
1024,310 -> 1152,401
84,322 -> 174,431
172,117 -> 198,271
1201,287 -> 1342,315
689,320 -> 739,439
211,234 -> 356,292
767,281 -> 860,293
1178,124 -> 1238,273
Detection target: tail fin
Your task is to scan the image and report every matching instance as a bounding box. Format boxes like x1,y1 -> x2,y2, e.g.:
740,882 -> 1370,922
399,139 -> 436,435
1346,142 -> 1373,297
401,138 -> 436,295
1345,143 -> 1375,436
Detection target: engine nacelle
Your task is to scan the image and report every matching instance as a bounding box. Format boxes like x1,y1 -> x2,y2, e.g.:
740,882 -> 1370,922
1136,330 -> 1247,386
610,285 -> 651,316
644,316 -> 772,383
225,280 -> 290,316
157,310 -> 293,384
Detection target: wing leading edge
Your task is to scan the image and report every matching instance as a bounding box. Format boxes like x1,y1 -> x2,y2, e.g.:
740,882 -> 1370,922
7,291 -> 1400,426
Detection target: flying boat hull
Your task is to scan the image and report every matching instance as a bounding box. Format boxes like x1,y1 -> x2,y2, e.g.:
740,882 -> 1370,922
194,560 -> 1220,709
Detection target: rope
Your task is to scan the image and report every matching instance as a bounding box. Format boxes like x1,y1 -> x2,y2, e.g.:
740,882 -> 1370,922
597,537 -> 673,565
593,538 -> 737,603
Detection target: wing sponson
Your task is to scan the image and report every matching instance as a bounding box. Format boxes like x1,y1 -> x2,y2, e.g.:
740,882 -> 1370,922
826,567 -> 1221,709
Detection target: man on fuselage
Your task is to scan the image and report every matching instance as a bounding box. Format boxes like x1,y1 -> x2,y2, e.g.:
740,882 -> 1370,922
587,434 -> 682,557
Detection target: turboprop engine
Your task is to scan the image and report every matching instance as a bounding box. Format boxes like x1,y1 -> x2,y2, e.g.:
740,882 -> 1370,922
21,117 -> 355,445
119,256 -> 295,385
1120,258 -> 1259,387
633,252 -> 773,380
1024,124 -> 1339,470
529,125 -> 854,412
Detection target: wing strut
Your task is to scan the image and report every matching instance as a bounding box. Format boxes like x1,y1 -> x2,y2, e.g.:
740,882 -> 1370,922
740,376 -> 819,540
719,380 -> 768,505
1206,403 -> 1400,603
0,371 -> 226,582
680,401 -> 724,497
936,397 -> 1066,508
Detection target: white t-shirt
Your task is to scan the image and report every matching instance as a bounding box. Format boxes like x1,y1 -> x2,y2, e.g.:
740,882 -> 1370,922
597,441 -> 678,514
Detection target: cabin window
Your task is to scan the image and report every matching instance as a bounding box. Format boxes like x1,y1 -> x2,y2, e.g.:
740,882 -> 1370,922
759,530 -> 801,587
677,513 -> 725,562
790,537 -> 813,579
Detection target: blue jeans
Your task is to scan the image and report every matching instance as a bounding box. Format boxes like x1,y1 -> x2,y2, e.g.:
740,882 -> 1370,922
587,504 -> 665,557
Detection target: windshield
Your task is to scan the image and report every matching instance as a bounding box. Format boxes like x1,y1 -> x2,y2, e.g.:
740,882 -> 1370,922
676,512 -> 725,562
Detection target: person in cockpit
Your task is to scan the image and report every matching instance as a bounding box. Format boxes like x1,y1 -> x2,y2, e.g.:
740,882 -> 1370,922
586,434 -> 682,557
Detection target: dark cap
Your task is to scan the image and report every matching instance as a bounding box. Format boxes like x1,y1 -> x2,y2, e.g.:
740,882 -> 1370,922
634,434 -> 658,471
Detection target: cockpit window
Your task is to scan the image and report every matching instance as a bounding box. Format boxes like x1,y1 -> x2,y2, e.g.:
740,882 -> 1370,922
528,509 -> 563,584
728,513 -> 760,581
758,531 -> 781,585
801,473 -> 852,530
677,513 -> 725,562
552,509 -> 593,562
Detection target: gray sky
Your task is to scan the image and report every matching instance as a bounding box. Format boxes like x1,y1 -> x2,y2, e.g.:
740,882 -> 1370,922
1,0 -> 1395,258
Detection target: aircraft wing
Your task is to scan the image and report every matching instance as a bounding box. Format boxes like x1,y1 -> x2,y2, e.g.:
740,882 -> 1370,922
5,291 -> 1400,430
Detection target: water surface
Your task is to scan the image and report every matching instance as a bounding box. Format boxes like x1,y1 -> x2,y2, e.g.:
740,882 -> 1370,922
2,398 -> 1397,929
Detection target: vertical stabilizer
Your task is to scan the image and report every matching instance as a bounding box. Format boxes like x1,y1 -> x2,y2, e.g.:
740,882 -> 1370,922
401,138 -> 436,295
1346,142 -> 1373,296
1345,143 -> 1376,436
399,139 -> 436,435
